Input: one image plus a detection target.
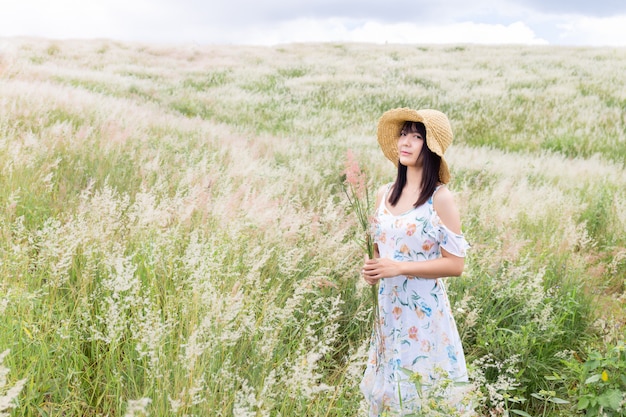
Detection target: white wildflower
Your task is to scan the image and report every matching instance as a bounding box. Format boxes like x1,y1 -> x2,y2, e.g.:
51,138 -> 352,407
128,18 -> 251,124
124,397 -> 152,417
0,350 -> 27,414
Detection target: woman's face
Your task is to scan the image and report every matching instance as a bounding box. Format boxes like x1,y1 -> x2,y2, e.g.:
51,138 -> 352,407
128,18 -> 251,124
397,127 -> 424,167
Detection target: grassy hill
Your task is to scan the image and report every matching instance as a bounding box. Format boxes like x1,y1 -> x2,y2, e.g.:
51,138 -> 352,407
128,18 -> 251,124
0,38 -> 624,416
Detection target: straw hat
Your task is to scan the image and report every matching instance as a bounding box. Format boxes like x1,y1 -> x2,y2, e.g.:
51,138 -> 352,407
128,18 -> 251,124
377,108 -> 453,183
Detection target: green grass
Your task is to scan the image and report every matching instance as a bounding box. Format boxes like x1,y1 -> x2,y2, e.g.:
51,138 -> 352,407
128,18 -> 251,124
0,39 -> 624,416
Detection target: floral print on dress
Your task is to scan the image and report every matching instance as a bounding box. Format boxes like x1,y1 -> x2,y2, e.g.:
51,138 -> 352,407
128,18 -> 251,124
360,185 -> 470,416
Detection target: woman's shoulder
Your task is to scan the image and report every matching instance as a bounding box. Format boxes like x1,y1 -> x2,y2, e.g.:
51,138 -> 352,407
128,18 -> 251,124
432,184 -> 453,204
432,184 -> 462,233
374,183 -> 393,209
376,183 -> 392,196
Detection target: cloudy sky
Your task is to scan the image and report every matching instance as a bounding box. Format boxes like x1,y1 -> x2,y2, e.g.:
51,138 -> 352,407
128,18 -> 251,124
1,0 -> 626,46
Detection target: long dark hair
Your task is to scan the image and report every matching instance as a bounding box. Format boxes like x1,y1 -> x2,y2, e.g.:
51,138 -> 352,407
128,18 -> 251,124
388,121 -> 442,208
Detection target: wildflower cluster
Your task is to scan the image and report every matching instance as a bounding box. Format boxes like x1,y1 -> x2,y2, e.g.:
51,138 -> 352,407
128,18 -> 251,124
0,350 -> 27,415
571,341 -> 626,417
342,150 -> 380,344
395,366 -> 478,417
342,150 -> 375,259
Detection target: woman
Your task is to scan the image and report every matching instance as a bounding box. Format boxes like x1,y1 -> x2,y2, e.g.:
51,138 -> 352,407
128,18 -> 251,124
360,108 -> 471,416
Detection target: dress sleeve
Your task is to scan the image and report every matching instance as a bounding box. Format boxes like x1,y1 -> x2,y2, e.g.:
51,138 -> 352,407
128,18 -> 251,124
430,213 -> 470,257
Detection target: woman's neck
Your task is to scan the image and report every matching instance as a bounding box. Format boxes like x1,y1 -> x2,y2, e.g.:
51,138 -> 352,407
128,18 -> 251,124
405,166 -> 423,191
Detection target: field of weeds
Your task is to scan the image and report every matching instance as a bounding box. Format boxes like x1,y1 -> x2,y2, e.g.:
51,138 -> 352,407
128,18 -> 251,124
0,39 -> 625,416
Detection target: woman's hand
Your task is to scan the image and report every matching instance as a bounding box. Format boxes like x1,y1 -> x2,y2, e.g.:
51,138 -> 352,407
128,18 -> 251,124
361,256 -> 401,285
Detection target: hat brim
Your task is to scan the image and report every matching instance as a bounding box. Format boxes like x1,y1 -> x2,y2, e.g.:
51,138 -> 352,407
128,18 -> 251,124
377,108 -> 452,184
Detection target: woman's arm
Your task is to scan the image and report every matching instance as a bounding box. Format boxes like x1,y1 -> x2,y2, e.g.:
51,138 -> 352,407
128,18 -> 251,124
363,249 -> 464,282
373,184 -> 387,218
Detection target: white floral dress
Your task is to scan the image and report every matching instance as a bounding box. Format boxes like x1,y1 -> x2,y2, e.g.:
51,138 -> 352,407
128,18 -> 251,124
360,185 -> 470,416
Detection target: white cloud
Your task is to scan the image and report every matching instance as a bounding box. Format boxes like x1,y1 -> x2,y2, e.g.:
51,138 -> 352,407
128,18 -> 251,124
1,0 -> 108,38
0,0 -> 624,46
225,19 -> 548,46
0,0 -> 182,40
556,15 -> 626,46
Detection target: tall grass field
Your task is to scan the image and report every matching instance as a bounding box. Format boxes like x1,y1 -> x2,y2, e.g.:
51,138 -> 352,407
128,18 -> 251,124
0,38 -> 625,416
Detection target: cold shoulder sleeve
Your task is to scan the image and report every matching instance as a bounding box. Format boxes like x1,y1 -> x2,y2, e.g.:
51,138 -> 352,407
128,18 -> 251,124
430,212 -> 470,257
